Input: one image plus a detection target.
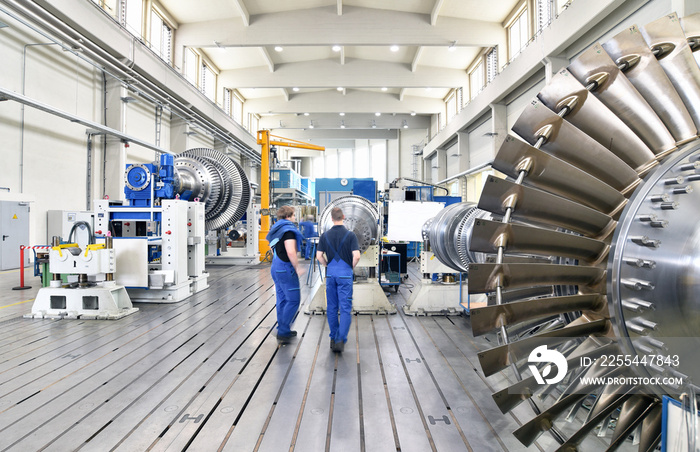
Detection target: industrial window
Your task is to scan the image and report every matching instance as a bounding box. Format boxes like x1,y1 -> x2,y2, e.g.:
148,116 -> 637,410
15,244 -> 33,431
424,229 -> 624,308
313,155 -> 325,179
469,60 -> 484,101
248,113 -> 259,133
184,48 -> 198,85
122,0 -> 144,37
486,47 -> 498,83
507,4 -> 529,60
231,91 -> 244,125
325,151 -> 338,178
338,149 -> 353,177
371,142 -> 387,189
355,146 -> 370,178
445,90 -> 457,123
150,9 -> 172,64
535,0 -> 553,34
201,62 -> 217,101
223,88 -> 232,115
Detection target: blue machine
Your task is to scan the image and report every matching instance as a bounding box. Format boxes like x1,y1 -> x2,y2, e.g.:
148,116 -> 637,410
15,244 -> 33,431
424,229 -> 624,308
124,154 -> 187,205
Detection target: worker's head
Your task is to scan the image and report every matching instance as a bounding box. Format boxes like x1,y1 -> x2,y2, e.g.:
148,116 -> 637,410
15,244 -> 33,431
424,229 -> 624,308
331,207 -> 344,224
306,215 -> 314,222
277,206 -> 295,221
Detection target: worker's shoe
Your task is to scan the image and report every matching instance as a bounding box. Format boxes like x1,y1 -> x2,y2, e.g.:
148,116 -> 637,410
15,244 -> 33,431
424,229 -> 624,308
332,341 -> 345,353
277,331 -> 297,344
330,339 -> 336,350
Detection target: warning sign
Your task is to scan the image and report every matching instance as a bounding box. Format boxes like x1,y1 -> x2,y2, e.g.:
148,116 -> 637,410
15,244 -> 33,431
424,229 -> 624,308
12,214 -> 18,220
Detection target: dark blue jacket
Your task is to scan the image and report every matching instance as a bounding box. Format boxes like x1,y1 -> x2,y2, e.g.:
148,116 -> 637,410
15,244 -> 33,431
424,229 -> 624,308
266,219 -> 304,251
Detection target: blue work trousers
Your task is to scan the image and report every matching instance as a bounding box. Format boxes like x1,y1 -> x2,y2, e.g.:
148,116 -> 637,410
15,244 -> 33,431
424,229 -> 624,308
326,259 -> 353,343
303,239 -> 314,259
271,257 -> 300,336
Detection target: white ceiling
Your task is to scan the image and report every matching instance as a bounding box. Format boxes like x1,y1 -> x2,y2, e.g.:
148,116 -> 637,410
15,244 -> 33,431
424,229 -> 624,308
160,0 -> 520,134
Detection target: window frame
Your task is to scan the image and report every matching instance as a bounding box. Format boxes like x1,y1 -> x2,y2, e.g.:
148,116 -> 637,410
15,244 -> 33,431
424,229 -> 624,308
505,2 -> 529,61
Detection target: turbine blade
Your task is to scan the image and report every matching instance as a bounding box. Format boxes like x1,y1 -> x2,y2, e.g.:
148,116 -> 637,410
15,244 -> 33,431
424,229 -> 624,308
476,319 -> 609,377
470,219 -> 609,264
477,177 -> 616,239
493,136 -> 628,216
467,263 -> 606,295
512,99 -> 642,192
568,44 -> 677,156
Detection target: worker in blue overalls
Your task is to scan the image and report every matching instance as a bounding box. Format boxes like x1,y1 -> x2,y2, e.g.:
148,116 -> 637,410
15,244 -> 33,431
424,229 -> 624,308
316,207 -> 361,353
298,215 -> 318,260
266,206 -> 305,344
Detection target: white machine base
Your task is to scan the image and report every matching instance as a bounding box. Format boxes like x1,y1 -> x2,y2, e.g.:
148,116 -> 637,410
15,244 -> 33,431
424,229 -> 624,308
305,280 -> 397,315
206,249 -> 260,266
26,282 -> 138,320
127,274 -> 208,303
403,279 -> 487,316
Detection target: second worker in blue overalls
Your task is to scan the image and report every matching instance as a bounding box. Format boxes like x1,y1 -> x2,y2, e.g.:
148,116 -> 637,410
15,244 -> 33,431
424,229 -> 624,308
316,207 -> 361,353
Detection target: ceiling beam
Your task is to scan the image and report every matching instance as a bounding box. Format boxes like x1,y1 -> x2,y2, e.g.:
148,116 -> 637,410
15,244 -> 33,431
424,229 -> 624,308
260,47 -> 275,72
268,128 -> 399,140
177,6 -> 502,48
340,46 -> 345,65
231,0 -> 250,26
281,88 -> 289,101
261,113 -> 430,130
431,0 -> 446,26
399,88 -> 406,101
244,90 -> 445,114
337,0 -> 342,15
411,46 -> 424,72
219,59 -> 468,88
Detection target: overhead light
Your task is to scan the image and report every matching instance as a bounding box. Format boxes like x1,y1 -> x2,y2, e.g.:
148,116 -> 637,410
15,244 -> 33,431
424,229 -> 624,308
410,111 -> 416,116
375,112 -> 381,116
120,96 -> 139,103
448,41 -> 457,52
339,112 -> 345,116
371,120 -> 377,128
309,121 -> 314,128
340,120 -> 345,128
332,45 -> 341,52
274,46 -> 283,52
425,87 -> 432,91
337,87 -> 343,91
381,87 -> 388,92
304,112 -> 309,116
390,45 -> 399,52
403,120 -> 408,129
279,120 -> 284,127
292,87 -> 300,92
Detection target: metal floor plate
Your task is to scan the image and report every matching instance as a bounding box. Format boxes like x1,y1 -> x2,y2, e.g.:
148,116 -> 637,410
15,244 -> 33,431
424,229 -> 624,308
0,264 -> 619,451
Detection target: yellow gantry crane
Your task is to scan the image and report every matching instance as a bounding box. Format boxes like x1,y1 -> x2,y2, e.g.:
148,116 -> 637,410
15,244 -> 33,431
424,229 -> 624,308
256,130 -> 325,260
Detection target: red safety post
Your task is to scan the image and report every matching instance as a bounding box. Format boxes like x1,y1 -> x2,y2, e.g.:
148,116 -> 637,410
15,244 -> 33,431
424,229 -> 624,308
12,245 -> 31,290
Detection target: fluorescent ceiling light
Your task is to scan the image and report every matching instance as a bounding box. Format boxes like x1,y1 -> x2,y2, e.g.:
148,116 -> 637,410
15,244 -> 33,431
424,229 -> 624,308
402,120 -> 408,129
340,121 -> 345,128
381,87 -> 387,92
292,87 -> 300,92
303,112 -> 309,116
375,112 -> 381,116
274,46 -> 283,52
410,111 -> 416,116
337,87 -> 343,91
339,112 -> 345,116
390,45 -> 399,52
309,121 -> 314,128
448,41 -> 457,52
332,45 -> 341,52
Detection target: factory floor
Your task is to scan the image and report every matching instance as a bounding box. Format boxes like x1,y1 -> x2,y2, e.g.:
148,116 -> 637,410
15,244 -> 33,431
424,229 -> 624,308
0,262 -> 617,452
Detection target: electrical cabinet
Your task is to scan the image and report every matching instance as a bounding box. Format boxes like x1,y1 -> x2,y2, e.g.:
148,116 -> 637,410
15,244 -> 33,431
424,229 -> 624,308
0,201 -> 30,270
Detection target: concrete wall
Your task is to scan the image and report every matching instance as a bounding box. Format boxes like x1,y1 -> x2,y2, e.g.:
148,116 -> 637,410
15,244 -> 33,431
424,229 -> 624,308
0,7 -> 251,248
